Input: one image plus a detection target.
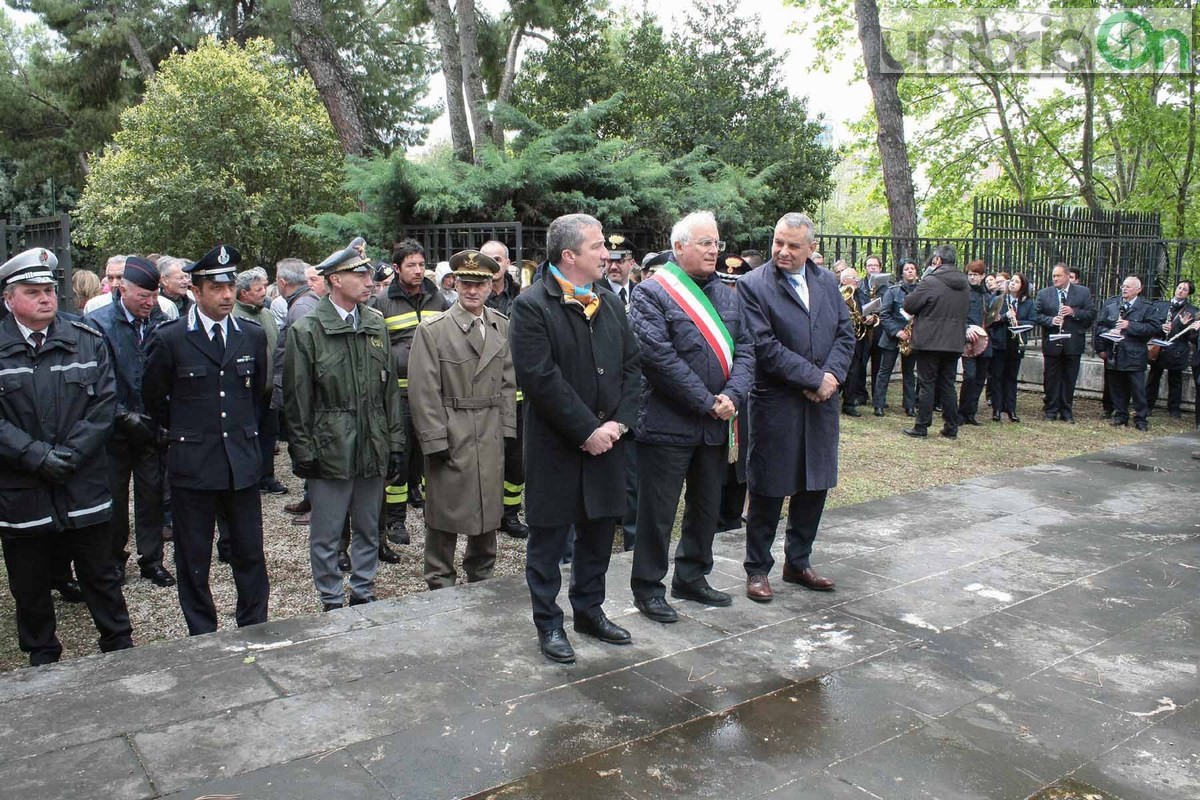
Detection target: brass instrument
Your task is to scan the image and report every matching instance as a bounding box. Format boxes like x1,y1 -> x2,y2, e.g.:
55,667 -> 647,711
898,315 -> 915,356
841,284 -> 870,340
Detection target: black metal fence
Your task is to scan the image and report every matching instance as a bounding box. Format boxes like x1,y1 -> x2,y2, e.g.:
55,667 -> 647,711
1,215 -> 75,311
397,222 -> 660,267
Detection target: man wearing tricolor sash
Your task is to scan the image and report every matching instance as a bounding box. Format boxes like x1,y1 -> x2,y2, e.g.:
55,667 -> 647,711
628,211 -> 754,623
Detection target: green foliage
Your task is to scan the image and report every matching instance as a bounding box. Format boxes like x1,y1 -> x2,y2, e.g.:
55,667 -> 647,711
298,98 -> 778,252
513,0 -> 837,235
75,38 -> 351,265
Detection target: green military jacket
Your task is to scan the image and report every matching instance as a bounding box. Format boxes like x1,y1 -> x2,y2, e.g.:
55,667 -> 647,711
232,300 -> 279,392
283,296 -> 404,479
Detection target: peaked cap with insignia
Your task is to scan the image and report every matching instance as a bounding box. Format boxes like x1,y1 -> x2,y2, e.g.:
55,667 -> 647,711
606,233 -> 632,261
448,249 -> 499,283
0,247 -> 58,289
186,244 -> 240,283
715,253 -> 751,284
316,236 -> 372,276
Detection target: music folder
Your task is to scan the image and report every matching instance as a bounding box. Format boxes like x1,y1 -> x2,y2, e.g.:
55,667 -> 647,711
1048,332 -> 1073,341
861,297 -> 883,315
1098,330 -> 1125,343
1149,338 -> 1172,348
1009,324 -> 1032,334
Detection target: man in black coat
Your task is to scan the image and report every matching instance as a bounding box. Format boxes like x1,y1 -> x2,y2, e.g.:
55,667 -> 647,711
738,213 -> 855,602
1034,263 -> 1096,422
902,245 -> 971,439
1094,276 -> 1159,430
85,256 -> 175,588
509,213 -> 642,664
1146,280 -> 1196,418
628,211 -> 754,623
0,248 -> 132,666
144,245 -> 271,636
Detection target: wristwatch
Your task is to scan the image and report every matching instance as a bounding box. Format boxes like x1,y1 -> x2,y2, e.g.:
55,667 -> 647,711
615,422 -> 629,437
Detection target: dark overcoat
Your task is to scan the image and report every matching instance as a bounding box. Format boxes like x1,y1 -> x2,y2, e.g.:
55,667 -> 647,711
1033,284 -> 1095,356
508,267 -> 641,527
143,308 -> 268,491
738,260 -> 855,497
903,267 -> 970,353
1094,296 -> 1159,372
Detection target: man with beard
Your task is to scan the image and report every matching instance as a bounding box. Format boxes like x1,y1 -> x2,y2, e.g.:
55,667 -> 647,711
509,214 -> 641,664
738,213 -> 854,602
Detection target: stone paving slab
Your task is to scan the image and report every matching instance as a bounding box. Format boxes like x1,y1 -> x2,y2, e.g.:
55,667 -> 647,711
1,434 -> 1198,799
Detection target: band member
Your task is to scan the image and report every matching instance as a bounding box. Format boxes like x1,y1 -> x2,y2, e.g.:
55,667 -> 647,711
143,245 -> 271,635
1095,276 -> 1158,430
480,240 -> 529,540
408,250 -> 516,589
902,245 -> 971,439
628,212 -> 754,623
738,213 -> 854,602
874,259 -> 918,417
510,213 -> 641,664
1034,263 -> 1095,422
838,268 -> 869,417
987,273 -> 1036,421
1146,280 -> 1196,419
858,254 -> 884,401
957,259 -> 993,426
0,248 -> 133,665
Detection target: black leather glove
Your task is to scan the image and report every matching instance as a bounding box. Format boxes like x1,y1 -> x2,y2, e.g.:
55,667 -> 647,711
293,458 -> 319,479
386,451 -> 405,485
38,448 -> 76,483
116,411 -> 157,447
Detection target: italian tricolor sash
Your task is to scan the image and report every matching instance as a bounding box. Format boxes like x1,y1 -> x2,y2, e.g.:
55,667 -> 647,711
651,263 -> 734,378
651,262 -> 740,463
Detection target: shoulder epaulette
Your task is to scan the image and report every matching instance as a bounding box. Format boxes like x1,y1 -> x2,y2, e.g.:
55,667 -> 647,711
364,305 -> 384,317
486,307 -> 509,321
239,317 -> 262,327
70,320 -> 103,337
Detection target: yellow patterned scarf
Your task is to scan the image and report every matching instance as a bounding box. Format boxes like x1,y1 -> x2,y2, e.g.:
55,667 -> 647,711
550,264 -> 601,319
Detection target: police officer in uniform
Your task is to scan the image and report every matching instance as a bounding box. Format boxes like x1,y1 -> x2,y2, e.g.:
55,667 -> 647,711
143,245 -> 271,635
370,239 -> 449,543
0,248 -> 133,665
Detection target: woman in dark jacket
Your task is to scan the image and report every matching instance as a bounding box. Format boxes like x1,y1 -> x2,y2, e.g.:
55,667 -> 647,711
988,272 -> 1036,421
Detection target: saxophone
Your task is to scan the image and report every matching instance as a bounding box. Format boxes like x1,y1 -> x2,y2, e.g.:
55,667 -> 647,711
842,284 -> 869,340
899,318 -> 915,356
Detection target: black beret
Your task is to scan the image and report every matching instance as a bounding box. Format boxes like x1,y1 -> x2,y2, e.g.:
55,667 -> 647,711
123,256 -> 161,291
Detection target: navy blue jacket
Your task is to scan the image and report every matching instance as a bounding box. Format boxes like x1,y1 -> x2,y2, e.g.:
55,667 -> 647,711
629,270 -> 754,445
85,297 -> 168,418
879,281 -> 916,351
988,296 -> 1036,353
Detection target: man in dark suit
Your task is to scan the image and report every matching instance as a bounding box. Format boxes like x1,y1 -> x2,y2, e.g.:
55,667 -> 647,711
1095,276 -> 1159,430
902,245 -> 971,439
1146,280 -> 1196,419
144,245 -> 271,635
509,213 -> 642,664
737,213 -> 855,602
1034,263 -> 1096,422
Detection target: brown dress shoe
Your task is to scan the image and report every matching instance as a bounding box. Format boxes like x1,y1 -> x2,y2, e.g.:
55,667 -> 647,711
292,512 -> 311,526
746,574 -> 773,602
284,498 -> 311,515
782,565 -> 836,591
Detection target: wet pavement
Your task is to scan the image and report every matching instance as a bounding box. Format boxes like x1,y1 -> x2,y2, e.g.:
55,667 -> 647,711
1,435 -> 1197,800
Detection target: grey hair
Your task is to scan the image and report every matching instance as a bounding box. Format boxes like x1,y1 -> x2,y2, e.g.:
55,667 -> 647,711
839,266 -> 857,284
236,267 -> 268,296
479,240 -> 510,259
670,210 -> 717,249
276,258 -> 309,287
775,212 -> 817,243
546,213 -> 602,265
157,257 -> 187,277
932,244 -> 957,266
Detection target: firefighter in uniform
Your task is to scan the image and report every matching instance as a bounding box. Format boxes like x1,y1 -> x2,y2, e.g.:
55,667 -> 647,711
0,248 -> 133,665
479,239 -> 529,538
409,250 -> 517,587
143,245 -> 271,635
370,239 -> 449,543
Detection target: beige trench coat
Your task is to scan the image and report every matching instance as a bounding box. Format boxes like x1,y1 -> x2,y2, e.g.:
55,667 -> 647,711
407,303 -> 516,535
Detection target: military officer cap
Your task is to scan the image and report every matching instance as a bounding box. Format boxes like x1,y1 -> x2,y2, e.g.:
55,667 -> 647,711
123,255 -> 161,291
606,234 -> 633,261
373,262 -> 395,283
0,247 -> 58,289
715,253 -> 751,285
448,249 -> 499,283
316,236 -> 371,277
641,250 -> 672,275
186,244 -> 240,284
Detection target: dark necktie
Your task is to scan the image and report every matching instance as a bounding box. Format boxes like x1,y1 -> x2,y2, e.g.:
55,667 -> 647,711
1120,301 -> 1131,315
30,331 -> 45,352
619,286 -> 627,306
1058,289 -> 1067,306
212,322 -> 225,355
135,319 -> 145,344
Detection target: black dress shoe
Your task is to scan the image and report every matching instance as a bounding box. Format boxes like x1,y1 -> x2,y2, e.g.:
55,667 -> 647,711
348,594 -> 374,606
905,408 -> 916,417
1134,421 -> 1149,431
52,580 -> 84,603
992,411 -> 1001,421
634,596 -> 679,623
671,582 -> 733,607
378,540 -> 401,563
963,415 -> 981,426
902,427 -> 927,438
141,565 -> 177,587
322,601 -> 343,612
337,550 -> 352,573
539,628 -> 576,663
1102,409 -> 1114,419
873,408 -> 885,417
573,612 -> 632,644
1008,413 -> 1020,423
842,405 -> 862,417
1111,419 -> 1128,427
408,485 -> 424,510
500,511 -> 529,539
940,427 -> 958,439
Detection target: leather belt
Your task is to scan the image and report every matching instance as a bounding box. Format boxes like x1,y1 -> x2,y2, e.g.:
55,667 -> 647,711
444,394 -> 503,409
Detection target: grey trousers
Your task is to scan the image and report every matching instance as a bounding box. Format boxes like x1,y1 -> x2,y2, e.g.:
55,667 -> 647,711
308,476 -> 384,604
424,528 -> 496,590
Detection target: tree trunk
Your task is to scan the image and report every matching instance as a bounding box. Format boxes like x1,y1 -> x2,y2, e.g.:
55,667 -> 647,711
426,0 -> 474,163
456,0 -> 491,155
1175,67 -> 1197,239
854,0 -> 918,244
1077,70 -> 1101,214
290,0 -> 369,156
124,31 -> 156,80
493,24 -> 525,147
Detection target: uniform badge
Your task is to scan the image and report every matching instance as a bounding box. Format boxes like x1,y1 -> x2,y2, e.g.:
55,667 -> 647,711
218,246 -> 230,265
39,249 -> 50,263
370,336 -> 383,349
245,376 -> 252,388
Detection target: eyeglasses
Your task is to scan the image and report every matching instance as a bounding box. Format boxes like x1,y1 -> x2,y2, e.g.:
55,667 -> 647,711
693,239 -> 727,252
